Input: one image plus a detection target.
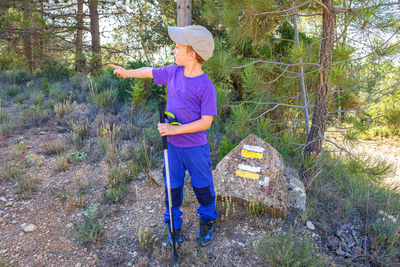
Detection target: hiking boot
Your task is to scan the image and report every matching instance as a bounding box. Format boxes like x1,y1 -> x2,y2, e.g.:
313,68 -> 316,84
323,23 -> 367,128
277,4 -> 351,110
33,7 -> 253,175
167,226 -> 183,248
197,220 -> 214,247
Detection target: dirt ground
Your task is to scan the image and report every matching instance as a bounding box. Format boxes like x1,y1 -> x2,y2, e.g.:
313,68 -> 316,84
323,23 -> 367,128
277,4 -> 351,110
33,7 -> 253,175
0,122 -> 398,266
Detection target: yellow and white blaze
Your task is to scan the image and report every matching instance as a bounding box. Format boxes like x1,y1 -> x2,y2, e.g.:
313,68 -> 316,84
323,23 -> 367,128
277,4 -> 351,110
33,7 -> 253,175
241,144 -> 264,159
235,164 -> 261,179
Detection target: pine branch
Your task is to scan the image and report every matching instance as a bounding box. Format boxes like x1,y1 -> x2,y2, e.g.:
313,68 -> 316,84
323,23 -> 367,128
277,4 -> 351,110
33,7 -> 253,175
334,26 -> 400,64
312,0 -> 330,13
254,0 -> 313,16
336,2 -> 400,14
230,59 -> 320,69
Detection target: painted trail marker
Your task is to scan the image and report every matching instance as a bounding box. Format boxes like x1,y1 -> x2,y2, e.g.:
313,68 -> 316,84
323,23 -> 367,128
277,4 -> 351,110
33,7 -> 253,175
213,134 -> 306,217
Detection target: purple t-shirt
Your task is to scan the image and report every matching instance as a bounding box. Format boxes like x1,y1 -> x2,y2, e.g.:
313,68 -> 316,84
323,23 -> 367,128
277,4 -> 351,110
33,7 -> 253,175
152,65 -> 217,147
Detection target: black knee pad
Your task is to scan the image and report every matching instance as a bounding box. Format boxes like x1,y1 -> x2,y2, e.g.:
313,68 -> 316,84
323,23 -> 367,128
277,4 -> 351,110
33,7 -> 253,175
193,186 -> 214,206
165,186 -> 183,208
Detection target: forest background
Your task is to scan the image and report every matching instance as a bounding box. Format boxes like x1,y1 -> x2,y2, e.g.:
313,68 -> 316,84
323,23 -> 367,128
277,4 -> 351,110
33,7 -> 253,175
0,0 -> 399,266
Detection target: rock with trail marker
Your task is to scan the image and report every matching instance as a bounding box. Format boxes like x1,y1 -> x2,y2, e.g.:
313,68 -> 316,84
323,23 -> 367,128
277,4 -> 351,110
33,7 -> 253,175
213,134 -> 306,217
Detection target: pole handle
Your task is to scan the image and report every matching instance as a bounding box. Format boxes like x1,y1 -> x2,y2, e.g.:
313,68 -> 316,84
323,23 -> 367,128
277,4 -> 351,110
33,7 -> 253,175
158,101 -> 168,150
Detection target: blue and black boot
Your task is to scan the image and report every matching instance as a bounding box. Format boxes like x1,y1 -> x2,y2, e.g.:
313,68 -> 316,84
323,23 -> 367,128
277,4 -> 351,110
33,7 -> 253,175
167,226 -> 183,248
197,220 -> 214,247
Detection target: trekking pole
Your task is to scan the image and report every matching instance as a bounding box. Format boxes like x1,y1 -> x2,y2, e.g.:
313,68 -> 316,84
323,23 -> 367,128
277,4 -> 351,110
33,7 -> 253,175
158,101 -> 178,259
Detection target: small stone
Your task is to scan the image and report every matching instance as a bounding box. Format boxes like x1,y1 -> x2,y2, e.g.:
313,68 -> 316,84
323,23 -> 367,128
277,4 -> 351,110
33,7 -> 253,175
162,242 -> 167,247
306,221 -> 315,231
4,202 -> 13,207
237,241 -> 245,247
127,262 -> 133,267
150,223 -> 157,227
66,223 -> 73,229
75,263 -> 82,267
0,197 -> 7,202
132,251 -> 138,257
148,209 -> 154,213
23,224 -> 37,232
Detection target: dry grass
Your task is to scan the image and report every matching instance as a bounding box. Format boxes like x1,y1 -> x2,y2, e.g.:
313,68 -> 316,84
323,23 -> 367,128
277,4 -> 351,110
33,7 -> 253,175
54,100 -> 78,118
42,138 -> 65,155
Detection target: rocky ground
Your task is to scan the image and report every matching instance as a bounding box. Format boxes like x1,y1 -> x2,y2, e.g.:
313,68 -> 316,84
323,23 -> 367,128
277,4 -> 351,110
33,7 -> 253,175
0,120 -> 398,266
0,121 -> 326,267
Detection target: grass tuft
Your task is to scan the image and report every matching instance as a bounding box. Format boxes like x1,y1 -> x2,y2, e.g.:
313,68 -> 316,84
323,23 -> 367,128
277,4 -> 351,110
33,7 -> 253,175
255,229 -> 327,267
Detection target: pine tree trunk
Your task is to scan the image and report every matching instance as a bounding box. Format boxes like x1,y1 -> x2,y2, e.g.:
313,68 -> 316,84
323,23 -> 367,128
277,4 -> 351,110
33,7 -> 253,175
177,0 -> 192,26
23,0 -> 33,72
75,0 -> 86,73
89,0 -> 101,74
32,0 -> 43,70
304,0 -> 336,159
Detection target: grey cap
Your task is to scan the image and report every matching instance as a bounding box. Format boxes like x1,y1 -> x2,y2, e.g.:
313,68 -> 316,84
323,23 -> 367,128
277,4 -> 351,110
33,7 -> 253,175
168,25 -> 214,61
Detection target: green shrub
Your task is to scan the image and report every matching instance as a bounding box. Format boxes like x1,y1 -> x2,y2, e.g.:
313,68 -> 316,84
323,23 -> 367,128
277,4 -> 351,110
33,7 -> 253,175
29,90 -> 44,108
0,69 -> 32,84
73,203 -> 104,245
0,52 -> 27,71
106,183 -> 130,203
89,87 -> 118,112
256,229 -> 326,267
49,82 -> 69,103
1,159 -> 23,181
106,166 -> 134,188
106,164 -> 137,203
6,85 -> 20,97
217,136 -> 238,161
35,59 -> 72,81
14,174 -> 38,196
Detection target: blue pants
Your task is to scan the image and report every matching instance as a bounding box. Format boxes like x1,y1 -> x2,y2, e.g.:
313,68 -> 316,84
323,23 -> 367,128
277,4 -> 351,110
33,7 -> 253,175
163,142 -> 218,229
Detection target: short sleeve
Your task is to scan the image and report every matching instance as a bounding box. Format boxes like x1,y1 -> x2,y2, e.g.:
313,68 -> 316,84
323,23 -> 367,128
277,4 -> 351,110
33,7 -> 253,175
201,82 -> 217,116
152,65 -> 177,85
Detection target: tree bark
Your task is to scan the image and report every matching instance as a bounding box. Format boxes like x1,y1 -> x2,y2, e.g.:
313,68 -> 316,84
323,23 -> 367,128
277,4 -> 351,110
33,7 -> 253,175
88,0 -> 101,74
177,0 -> 192,26
304,0 -> 336,159
32,0 -> 45,69
23,0 -> 33,72
75,0 -> 86,73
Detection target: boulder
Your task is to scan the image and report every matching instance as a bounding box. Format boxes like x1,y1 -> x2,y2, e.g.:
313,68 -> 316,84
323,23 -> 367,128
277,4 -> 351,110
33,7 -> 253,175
213,134 -> 306,217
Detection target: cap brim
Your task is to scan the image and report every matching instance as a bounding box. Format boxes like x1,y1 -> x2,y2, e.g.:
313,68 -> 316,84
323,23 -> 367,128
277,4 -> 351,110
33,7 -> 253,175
168,26 -> 190,45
